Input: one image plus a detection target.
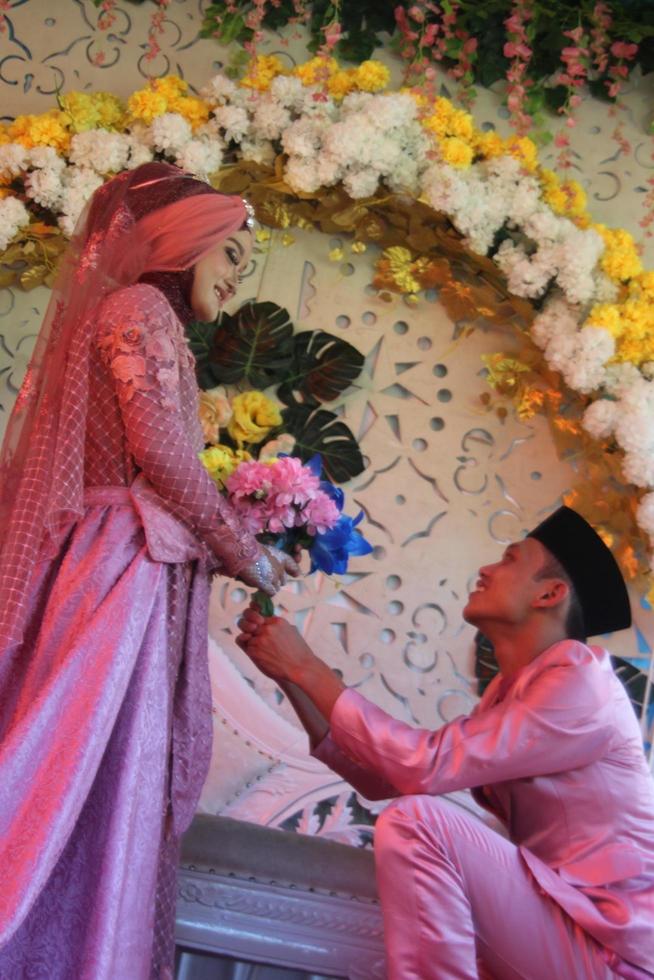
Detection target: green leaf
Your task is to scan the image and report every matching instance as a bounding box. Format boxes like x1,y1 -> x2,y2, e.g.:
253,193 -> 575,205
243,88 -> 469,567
209,301 -> 295,389
186,319 -> 223,389
278,330 -> 364,405
281,404 -> 364,483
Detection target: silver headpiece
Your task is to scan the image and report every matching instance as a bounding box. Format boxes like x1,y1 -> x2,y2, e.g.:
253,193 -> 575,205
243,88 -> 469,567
242,198 -> 256,229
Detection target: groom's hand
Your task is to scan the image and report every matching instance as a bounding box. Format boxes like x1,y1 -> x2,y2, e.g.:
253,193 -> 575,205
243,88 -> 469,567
236,605 -> 316,684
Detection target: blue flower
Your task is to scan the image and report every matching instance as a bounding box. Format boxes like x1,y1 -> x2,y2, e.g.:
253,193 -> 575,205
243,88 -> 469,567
309,509 -> 374,575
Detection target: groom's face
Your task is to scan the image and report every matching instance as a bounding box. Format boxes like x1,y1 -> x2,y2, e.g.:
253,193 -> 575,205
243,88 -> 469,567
463,537 -> 550,628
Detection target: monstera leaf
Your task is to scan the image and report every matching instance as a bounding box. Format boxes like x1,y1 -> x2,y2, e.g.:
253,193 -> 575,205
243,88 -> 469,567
278,330 -> 365,405
209,301 -> 295,389
186,319 -> 222,389
474,632 -> 498,696
476,635 -> 648,721
281,404 -> 364,483
611,656 -> 647,720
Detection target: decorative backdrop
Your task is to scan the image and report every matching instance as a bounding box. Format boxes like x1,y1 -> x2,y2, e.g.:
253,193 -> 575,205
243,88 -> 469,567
1,0 -> 653,844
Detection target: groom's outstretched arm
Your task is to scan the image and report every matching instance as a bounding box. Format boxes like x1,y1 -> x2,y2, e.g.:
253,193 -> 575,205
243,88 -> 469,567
237,607 -> 398,801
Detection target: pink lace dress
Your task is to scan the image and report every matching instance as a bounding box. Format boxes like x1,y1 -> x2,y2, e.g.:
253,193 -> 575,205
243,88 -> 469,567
0,284 -> 259,979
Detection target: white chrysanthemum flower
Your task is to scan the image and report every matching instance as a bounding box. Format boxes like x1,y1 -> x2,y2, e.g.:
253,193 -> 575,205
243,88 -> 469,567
284,156 -> 322,194
299,92 -> 336,118
592,272 -> 620,304
561,326 -> 614,394
58,166 -> 104,237
420,162 -> 469,215
495,240 -> 555,298
125,137 -> 154,169
69,131 -> 130,175
213,104 -> 251,144
365,93 -> 418,130
387,155 -> 421,194
0,143 -> 29,178
150,112 -> 192,154
637,491 -> 654,537
612,377 -> 654,487
28,145 -> 66,172
200,73 -> 238,105
175,139 -> 222,179
269,74 -> 305,110
582,398 -> 618,440
252,100 -> 291,141
343,168 -> 380,199
602,361 -> 643,398
315,151 -> 342,186
0,195 -> 30,251
530,296 -> 578,349
556,226 -> 604,305
521,207 -> 564,244
282,117 -> 323,159
239,137 -> 275,166
24,167 -> 64,209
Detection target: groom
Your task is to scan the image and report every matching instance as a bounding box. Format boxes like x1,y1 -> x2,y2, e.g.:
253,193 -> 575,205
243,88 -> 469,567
237,507 -> 654,979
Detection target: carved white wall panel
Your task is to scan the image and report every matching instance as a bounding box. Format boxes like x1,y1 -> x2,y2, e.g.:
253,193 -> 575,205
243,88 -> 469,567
1,2 -> 653,836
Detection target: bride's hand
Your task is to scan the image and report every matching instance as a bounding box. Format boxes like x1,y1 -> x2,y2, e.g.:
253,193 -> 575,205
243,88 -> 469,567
236,545 -> 301,596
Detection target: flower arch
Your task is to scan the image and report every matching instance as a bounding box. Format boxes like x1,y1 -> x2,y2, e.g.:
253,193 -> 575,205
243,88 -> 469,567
1,57 -> 654,606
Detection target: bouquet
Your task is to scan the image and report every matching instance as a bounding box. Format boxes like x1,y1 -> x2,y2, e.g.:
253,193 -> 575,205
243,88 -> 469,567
198,387 -> 372,613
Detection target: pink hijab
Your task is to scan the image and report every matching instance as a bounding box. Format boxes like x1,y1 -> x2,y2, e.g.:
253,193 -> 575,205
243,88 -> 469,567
0,162 -> 248,653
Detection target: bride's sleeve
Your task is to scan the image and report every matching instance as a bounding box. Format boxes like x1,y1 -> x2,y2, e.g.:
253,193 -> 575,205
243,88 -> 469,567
97,284 -> 261,576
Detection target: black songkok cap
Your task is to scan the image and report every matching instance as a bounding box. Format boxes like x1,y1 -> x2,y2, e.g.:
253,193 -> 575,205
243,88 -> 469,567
527,506 -> 632,637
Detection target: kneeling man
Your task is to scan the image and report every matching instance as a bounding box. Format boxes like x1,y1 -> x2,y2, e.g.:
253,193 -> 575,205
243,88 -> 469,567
237,507 -> 654,979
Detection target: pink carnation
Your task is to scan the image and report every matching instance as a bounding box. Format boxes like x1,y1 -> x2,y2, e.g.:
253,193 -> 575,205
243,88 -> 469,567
304,492 -> 340,534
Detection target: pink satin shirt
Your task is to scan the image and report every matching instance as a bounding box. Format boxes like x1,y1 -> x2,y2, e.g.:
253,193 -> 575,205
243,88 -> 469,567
313,640 -> 654,974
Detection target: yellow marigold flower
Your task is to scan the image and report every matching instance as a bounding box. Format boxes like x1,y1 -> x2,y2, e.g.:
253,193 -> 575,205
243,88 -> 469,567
153,75 -> 188,99
241,54 -> 285,91
59,92 -> 101,132
636,271 -> 654,292
476,130 -> 504,159
594,224 -> 642,282
0,124 -> 11,146
539,169 -> 587,219
94,92 -> 127,130
293,56 -> 338,86
355,60 -> 390,93
505,136 -> 538,171
422,96 -> 453,138
169,95 -> 210,129
9,111 -> 70,152
439,136 -> 473,169
327,69 -> 357,100
447,108 -> 475,141
588,302 -> 623,337
228,391 -> 283,446
199,444 -> 251,488
127,88 -> 168,125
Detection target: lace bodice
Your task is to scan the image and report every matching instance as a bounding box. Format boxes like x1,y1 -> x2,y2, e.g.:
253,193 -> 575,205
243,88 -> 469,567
85,284 -> 260,576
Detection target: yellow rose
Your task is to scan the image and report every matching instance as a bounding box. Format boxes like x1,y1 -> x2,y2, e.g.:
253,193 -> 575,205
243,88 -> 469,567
228,391 -> 282,446
199,444 -> 251,487
198,385 -> 233,444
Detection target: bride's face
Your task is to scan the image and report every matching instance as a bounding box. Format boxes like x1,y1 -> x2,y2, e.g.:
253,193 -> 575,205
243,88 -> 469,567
190,229 -> 253,322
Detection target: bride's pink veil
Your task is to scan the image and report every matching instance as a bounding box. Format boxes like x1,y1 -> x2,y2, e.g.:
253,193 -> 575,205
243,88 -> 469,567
0,162 -> 247,653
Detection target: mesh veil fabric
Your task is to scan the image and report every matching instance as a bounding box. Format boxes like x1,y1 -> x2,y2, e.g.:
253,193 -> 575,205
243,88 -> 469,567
0,162 -> 256,654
